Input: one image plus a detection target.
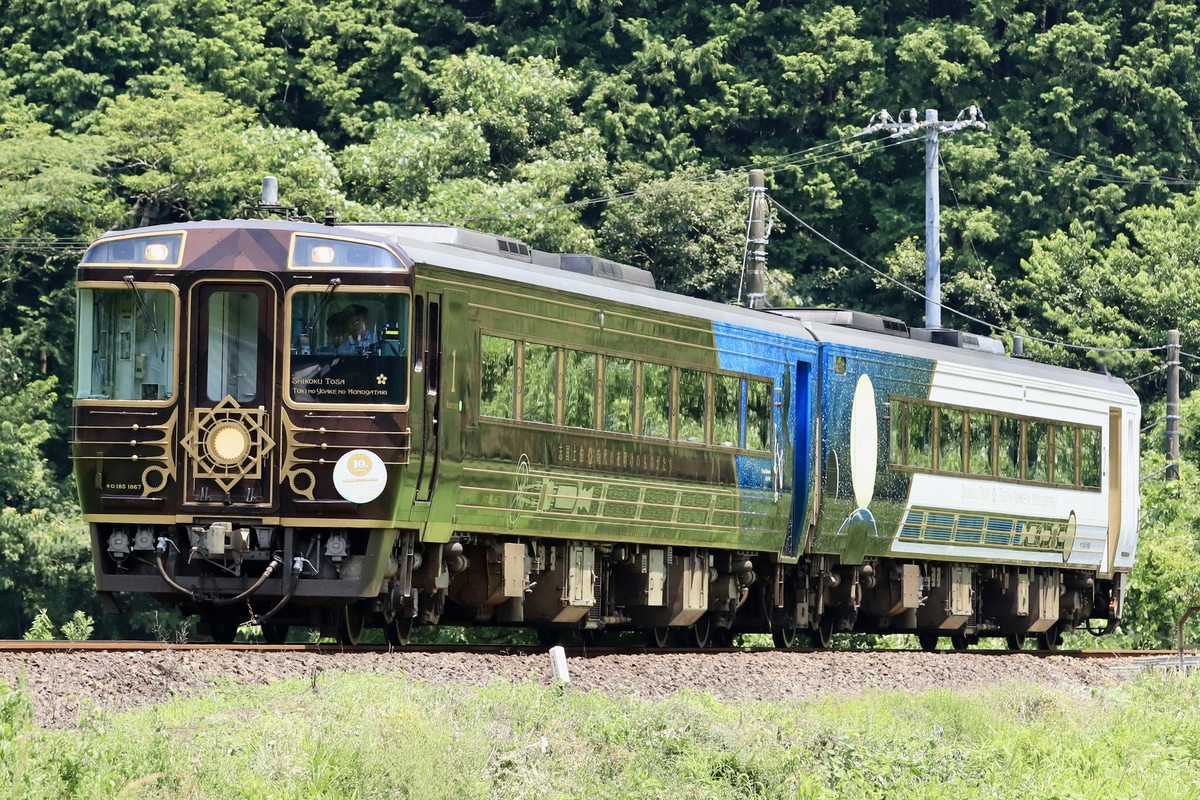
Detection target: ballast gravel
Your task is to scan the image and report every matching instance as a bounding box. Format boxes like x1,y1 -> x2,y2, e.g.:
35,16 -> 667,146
0,647 -> 1139,729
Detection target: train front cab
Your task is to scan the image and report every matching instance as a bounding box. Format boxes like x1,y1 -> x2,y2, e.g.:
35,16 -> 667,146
74,223 -> 423,643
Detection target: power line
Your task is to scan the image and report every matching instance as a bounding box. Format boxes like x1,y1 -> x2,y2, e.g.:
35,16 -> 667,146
450,136 -> 906,224
768,195 -> 1166,357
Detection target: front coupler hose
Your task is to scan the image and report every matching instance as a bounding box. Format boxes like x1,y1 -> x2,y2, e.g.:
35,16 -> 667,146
155,540 -> 284,607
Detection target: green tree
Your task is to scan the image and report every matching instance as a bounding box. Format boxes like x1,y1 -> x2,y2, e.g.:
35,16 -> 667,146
0,331 -> 91,638
0,84 -> 116,466
597,166 -> 747,300
1120,456 -> 1200,648
1017,192 -> 1200,377
88,79 -> 343,225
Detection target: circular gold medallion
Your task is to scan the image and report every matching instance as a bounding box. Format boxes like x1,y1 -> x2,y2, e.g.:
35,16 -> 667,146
207,421 -> 251,464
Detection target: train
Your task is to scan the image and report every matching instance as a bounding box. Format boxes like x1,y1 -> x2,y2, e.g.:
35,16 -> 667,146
71,201 -> 1141,650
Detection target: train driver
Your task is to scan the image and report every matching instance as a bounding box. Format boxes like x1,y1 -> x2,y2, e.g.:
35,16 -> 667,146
342,304 -> 377,353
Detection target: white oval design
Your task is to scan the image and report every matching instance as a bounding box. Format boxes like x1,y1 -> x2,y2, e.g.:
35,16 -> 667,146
333,449 -> 388,504
849,374 -> 878,509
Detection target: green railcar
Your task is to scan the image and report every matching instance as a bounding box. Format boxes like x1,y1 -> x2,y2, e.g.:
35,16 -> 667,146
73,216 -> 1140,649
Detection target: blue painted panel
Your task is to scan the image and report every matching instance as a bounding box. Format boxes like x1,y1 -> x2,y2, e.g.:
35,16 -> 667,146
712,320 -> 819,558
813,342 -> 936,554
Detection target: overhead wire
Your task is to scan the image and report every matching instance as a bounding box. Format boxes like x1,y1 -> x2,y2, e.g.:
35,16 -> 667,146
768,195 -> 1166,357
451,135 -> 914,224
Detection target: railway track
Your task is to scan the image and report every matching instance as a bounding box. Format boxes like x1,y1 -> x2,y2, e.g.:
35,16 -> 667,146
1,638 -> 1177,729
0,639 -> 1186,662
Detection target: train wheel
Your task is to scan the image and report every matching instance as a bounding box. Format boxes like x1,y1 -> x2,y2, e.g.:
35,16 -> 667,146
1005,633 -> 1028,651
384,614 -> 413,647
261,624 -> 289,645
209,621 -> 239,644
1036,626 -> 1060,652
950,634 -> 969,651
338,604 -> 364,646
689,617 -> 711,649
812,616 -> 834,649
772,618 -> 798,649
646,627 -> 672,648
917,633 -> 939,652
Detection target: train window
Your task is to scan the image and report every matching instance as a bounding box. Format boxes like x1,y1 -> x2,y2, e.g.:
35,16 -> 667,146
641,363 -> 670,438
564,350 -> 596,428
413,297 -> 425,373
603,357 -> 633,434
938,408 -> 964,472
207,291 -> 259,403
907,403 -> 933,469
997,416 -> 1021,479
1026,421 -> 1049,482
1053,425 -> 1077,486
523,343 -> 556,424
889,401 -> 907,465
75,286 -> 176,401
288,290 -> 410,405
968,413 -> 994,476
1080,427 -> 1102,487
888,399 -> 1101,491
713,374 -> 739,448
745,380 -> 771,451
480,336 -> 515,418
678,369 -> 705,443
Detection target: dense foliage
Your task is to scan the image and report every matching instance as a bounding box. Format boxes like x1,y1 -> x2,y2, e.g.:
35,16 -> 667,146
1,0 -> 1199,642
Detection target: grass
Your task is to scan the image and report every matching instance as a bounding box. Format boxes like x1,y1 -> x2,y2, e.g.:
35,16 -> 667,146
2,668 -> 1200,798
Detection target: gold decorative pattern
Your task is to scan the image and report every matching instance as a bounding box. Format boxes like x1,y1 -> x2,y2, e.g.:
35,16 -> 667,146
181,395 -> 276,491
140,408 -> 178,497
281,415 -> 317,500
280,415 -> 411,500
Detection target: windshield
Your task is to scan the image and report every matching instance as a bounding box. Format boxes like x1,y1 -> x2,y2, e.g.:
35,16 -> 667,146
288,290 -> 410,405
76,286 -> 176,401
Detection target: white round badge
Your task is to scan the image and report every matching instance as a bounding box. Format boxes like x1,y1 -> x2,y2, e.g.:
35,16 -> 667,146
333,449 -> 388,504
848,373 -> 878,510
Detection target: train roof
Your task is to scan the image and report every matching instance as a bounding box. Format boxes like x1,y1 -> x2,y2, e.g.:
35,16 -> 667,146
347,222 -> 656,288
86,218 -> 1135,404
349,222 -> 1137,404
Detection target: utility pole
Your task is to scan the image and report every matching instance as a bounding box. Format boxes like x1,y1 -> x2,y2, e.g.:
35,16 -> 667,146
743,169 -> 767,309
862,106 -> 989,328
1167,329 -> 1181,481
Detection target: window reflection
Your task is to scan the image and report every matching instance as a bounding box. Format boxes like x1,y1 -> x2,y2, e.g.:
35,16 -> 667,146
481,336 -> 515,418
713,374 -> 739,447
76,286 -> 176,401
746,381 -> 771,451
564,351 -> 596,428
938,408 -> 963,472
604,357 -> 634,433
642,363 -> 670,439
678,369 -> 705,443
523,343 -> 556,424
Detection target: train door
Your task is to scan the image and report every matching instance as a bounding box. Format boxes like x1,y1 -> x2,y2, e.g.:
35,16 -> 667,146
414,289 -> 469,541
414,293 -> 442,503
181,281 -> 278,508
1103,406 -> 1125,579
786,354 -> 820,558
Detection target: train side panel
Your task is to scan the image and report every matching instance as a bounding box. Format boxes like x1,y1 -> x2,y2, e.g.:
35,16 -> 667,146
415,263 -> 793,554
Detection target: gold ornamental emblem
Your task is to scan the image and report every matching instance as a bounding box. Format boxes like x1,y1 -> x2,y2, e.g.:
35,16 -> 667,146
181,395 -> 276,491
